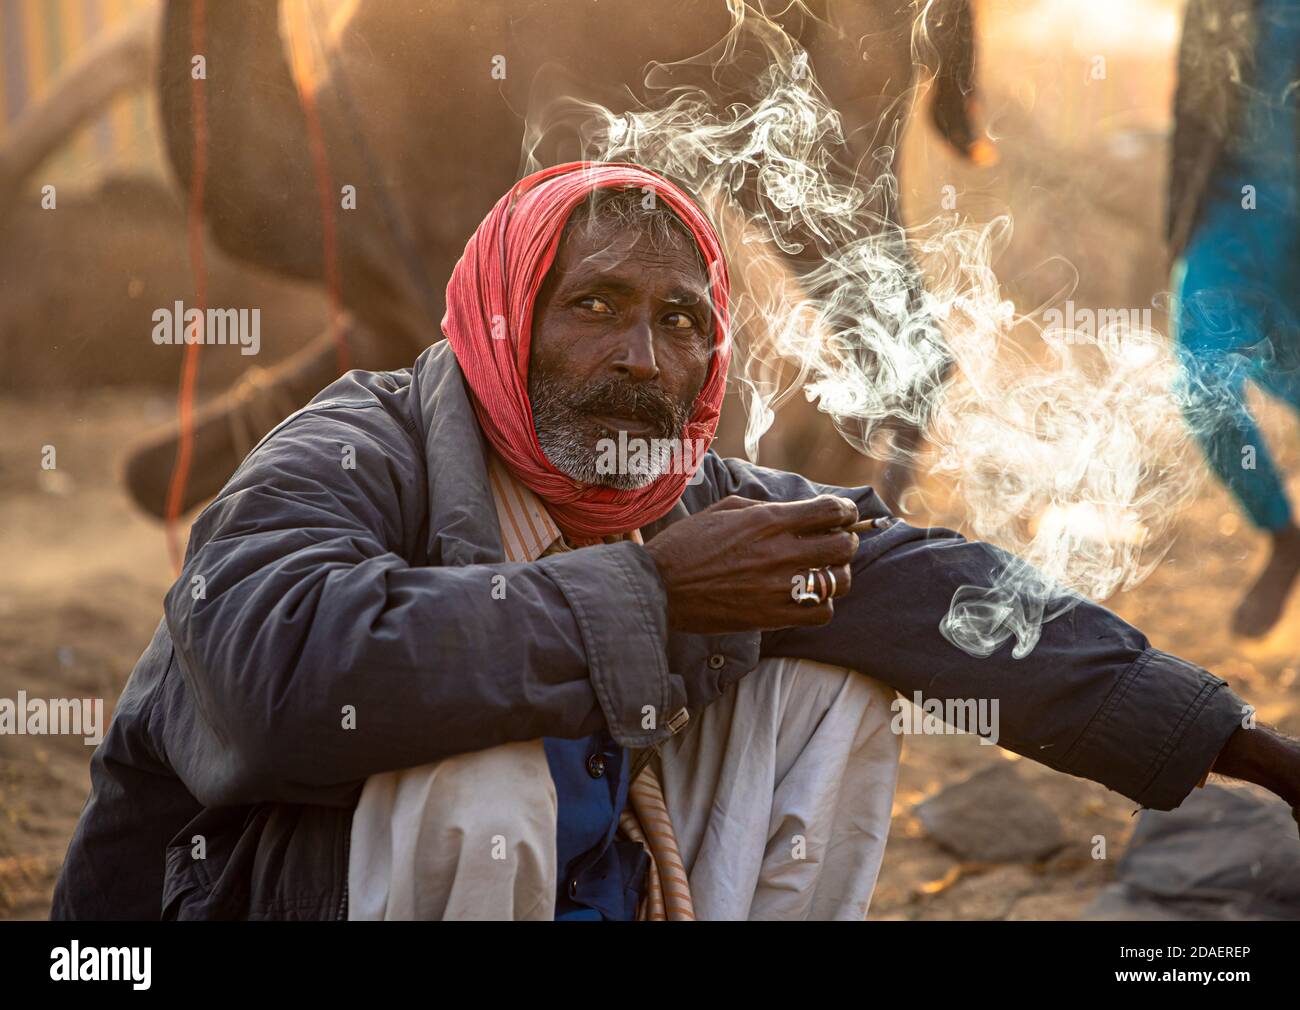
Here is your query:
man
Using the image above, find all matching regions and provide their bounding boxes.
[1168,0,1300,637]
[55,162,1300,920]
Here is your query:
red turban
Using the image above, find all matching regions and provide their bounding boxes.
[442,162,731,542]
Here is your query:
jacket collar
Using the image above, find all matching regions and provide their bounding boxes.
[408,341,508,568]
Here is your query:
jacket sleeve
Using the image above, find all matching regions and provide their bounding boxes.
[701,453,1246,811]
[163,405,679,809]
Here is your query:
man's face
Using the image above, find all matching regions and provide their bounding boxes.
[528,214,714,490]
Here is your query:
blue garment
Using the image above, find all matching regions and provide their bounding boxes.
[543,732,646,920]
[1173,0,1300,531]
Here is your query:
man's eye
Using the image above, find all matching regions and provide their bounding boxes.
[579,297,613,313]
[664,312,696,330]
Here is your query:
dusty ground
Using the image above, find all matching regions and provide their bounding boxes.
[0,383,1297,920]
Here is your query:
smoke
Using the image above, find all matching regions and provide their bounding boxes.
[521,1,1209,659]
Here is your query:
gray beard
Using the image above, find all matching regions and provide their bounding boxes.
[530,373,685,491]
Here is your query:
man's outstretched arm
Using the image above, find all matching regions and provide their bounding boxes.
[689,453,1288,816]
[1213,725,1300,821]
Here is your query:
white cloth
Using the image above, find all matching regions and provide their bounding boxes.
[346,740,558,921]
[347,657,901,920]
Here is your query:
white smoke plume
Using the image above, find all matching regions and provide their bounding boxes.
[522,1,1209,659]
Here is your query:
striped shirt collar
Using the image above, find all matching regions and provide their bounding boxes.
[486,451,644,563]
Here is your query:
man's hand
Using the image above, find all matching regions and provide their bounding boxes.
[643,494,861,634]
[1211,723,1300,838]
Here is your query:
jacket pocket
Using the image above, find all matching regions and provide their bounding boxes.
[163,803,351,920]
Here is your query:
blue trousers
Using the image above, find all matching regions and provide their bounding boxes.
[1172,198,1300,531]
[1172,0,1300,532]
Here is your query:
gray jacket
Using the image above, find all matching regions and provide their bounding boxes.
[52,341,1246,919]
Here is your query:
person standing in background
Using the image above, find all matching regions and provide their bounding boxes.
[1169,0,1300,637]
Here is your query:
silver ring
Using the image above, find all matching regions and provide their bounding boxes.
[825,566,837,598]
[795,566,826,605]
[795,567,826,607]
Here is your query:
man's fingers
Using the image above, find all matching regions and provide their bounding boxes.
[773,589,835,626]
[763,494,859,534]
[793,597,835,626]
[804,564,851,601]
[787,530,859,568]
[776,564,848,620]
[709,494,765,513]
[765,528,858,570]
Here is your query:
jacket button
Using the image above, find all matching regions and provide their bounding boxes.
[707,653,726,670]
[586,753,606,779]
[568,878,579,899]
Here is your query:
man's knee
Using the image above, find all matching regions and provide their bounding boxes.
[749,656,902,763]
[405,740,557,852]
[761,654,897,716]
[349,741,557,919]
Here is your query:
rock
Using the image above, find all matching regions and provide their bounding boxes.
[917,762,1065,863]
[1083,785,1300,921]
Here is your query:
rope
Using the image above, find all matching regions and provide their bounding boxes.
[292,0,349,376]
[163,0,207,574]
[163,0,350,570]
[225,365,303,461]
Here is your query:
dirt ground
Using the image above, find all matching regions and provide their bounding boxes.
[0,383,1297,920]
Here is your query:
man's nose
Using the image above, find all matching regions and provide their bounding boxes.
[609,319,659,383]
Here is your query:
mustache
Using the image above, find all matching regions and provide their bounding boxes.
[569,377,690,435]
